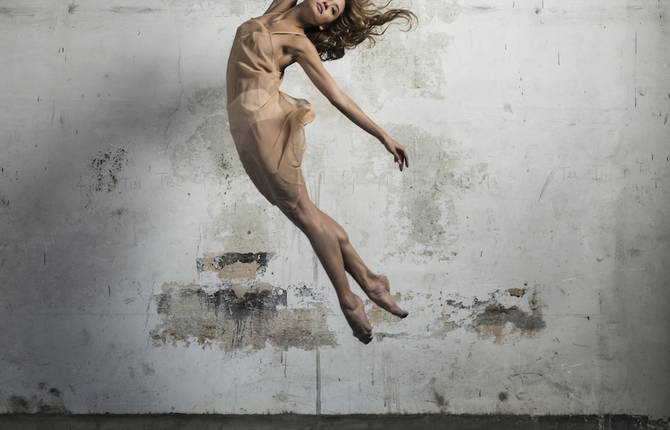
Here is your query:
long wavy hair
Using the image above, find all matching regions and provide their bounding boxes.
[305,0,418,61]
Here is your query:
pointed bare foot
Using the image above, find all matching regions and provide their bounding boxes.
[364,274,409,318]
[340,294,373,344]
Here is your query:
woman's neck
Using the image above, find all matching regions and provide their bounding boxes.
[270,2,309,32]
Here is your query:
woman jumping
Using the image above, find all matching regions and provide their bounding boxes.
[226,0,416,344]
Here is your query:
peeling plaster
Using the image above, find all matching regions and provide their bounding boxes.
[374,287,546,343]
[150,283,337,351]
[151,252,337,351]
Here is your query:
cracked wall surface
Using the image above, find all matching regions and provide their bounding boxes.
[0,0,669,419]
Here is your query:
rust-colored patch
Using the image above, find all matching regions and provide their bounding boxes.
[507,288,525,297]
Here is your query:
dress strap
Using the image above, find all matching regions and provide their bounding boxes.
[271,31,307,37]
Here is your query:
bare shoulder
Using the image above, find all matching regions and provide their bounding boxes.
[273,33,317,67]
[291,37,342,104]
[292,35,319,62]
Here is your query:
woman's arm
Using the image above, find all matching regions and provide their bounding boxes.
[295,37,409,170]
[263,0,297,15]
[330,91,390,144]
[295,39,388,143]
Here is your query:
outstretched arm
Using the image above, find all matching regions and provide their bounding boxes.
[263,0,297,15]
[295,38,409,171]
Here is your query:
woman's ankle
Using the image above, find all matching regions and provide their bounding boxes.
[339,292,359,310]
[360,271,379,292]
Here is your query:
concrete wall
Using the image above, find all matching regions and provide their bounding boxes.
[1,0,669,419]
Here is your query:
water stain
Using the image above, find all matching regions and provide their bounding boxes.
[201,193,276,253]
[166,86,243,186]
[437,1,462,23]
[8,384,70,414]
[379,124,489,260]
[107,7,163,14]
[141,363,155,375]
[169,114,237,184]
[349,28,452,104]
[186,87,227,116]
[0,7,38,17]
[433,390,447,408]
[374,331,410,340]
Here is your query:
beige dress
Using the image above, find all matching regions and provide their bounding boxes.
[226,13,316,212]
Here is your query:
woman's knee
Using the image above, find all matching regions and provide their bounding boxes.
[316,208,349,245]
[280,204,307,230]
[281,198,316,232]
[335,225,349,246]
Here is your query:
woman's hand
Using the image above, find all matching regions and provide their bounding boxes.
[381,135,409,172]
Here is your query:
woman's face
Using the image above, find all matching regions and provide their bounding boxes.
[309,0,345,28]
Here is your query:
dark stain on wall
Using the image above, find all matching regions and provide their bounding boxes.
[7,384,70,414]
[0,7,37,17]
[107,7,163,14]
[89,148,128,192]
[433,390,447,408]
[445,298,469,309]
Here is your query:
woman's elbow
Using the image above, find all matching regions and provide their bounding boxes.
[329,90,345,107]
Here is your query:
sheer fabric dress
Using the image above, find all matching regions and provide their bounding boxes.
[226,13,316,212]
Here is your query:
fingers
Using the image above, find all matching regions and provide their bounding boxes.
[390,141,409,172]
[394,148,408,171]
[399,148,408,170]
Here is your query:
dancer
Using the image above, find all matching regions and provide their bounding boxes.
[226,0,416,344]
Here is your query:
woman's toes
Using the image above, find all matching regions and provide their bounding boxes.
[353,329,373,344]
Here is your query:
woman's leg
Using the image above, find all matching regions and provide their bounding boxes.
[280,184,373,344]
[314,207,408,319]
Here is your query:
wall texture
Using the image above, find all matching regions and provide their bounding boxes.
[1,0,669,419]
